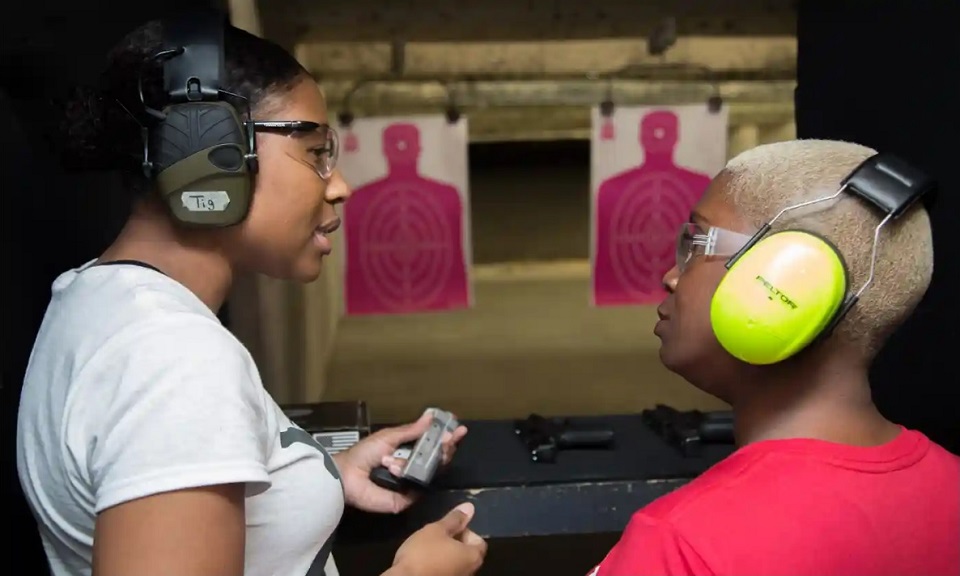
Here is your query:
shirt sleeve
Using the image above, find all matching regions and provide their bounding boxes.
[79,315,272,513]
[590,513,713,576]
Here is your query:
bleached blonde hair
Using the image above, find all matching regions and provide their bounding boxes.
[723,139,933,358]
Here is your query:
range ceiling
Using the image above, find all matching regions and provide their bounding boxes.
[261,0,797,46]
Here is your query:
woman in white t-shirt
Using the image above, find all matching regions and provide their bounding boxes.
[16,12,485,576]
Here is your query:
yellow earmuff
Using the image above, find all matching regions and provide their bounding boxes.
[710,230,849,365]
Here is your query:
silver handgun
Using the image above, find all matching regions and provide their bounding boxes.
[402,408,459,486]
[369,408,459,491]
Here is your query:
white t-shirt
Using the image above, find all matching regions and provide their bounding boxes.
[16,260,345,576]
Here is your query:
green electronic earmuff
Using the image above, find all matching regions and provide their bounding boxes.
[709,153,936,366]
[711,230,849,365]
[139,10,258,228]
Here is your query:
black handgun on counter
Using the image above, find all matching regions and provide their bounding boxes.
[641,404,735,457]
[514,414,616,463]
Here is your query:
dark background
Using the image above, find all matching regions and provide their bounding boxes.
[795,0,959,453]
[3,0,957,573]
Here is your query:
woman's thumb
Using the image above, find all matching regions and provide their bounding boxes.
[437,502,475,536]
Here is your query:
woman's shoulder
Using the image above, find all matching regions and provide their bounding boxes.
[27,262,256,404]
[46,262,236,346]
[54,261,221,325]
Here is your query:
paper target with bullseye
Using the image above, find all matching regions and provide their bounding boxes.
[590,104,729,306]
[356,183,456,310]
[608,171,698,297]
[337,114,472,315]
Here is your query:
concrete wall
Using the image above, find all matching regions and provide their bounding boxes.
[302,35,796,142]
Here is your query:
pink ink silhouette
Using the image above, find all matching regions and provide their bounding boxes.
[593,110,712,306]
[344,122,469,315]
[344,130,359,153]
[600,117,615,141]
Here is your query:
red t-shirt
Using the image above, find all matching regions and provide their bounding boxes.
[590,427,959,576]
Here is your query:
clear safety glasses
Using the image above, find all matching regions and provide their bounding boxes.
[676,222,754,273]
[255,120,340,180]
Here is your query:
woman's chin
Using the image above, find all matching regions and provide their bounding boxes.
[289,257,325,284]
[658,340,683,374]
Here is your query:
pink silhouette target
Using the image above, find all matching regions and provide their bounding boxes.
[593,110,712,305]
[344,122,469,315]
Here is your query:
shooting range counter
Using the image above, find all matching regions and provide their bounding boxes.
[306,408,735,575]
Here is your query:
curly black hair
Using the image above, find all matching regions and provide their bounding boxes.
[60,19,308,194]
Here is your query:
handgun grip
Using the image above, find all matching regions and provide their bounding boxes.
[557,429,615,448]
[369,466,409,492]
[698,419,735,443]
[703,410,734,423]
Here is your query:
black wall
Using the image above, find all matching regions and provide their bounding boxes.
[2,3,223,572]
[796,0,960,454]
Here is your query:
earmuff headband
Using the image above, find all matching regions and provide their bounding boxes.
[710,153,936,365]
[724,153,935,337]
[162,10,226,103]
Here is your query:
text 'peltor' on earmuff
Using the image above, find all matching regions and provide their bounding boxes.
[711,230,848,365]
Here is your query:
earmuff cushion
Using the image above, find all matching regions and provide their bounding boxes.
[152,101,252,227]
[151,101,248,171]
[710,230,849,365]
